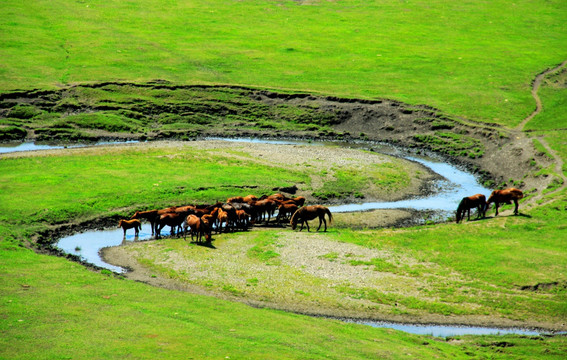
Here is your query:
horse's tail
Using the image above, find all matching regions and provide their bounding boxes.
[325,207,333,225]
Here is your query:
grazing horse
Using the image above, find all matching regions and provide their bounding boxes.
[118,219,141,236]
[486,188,524,216]
[183,215,209,243]
[290,205,332,232]
[456,194,486,223]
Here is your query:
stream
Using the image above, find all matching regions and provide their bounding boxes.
[10,139,556,338]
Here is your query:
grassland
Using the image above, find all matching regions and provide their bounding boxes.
[1,0,566,127]
[1,0,567,359]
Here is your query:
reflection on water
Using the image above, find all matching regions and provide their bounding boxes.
[57,224,155,273]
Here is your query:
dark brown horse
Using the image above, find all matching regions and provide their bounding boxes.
[155,212,186,238]
[290,205,332,232]
[276,203,299,224]
[456,194,486,223]
[118,219,141,236]
[486,188,524,216]
[131,207,178,235]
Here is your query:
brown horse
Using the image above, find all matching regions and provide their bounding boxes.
[486,188,524,216]
[118,219,141,237]
[276,203,299,224]
[131,207,178,235]
[290,205,332,232]
[155,212,186,238]
[456,194,486,223]
[183,215,210,243]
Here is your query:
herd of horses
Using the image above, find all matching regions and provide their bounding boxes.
[118,187,524,241]
[118,193,333,243]
[456,187,524,223]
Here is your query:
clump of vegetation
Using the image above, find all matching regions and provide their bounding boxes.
[0,126,27,140]
[413,132,484,159]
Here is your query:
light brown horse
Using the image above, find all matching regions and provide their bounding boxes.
[118,219,141,237]
[183,214,210,243]
[456,194,486,223]
[217,208,230,233]
[486,188,524,216]
[290,205,332,232]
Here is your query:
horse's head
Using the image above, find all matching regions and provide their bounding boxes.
[131,211,140,219]
[455,211,462,223]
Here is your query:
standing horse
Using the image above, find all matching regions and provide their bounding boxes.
[131,207,178,235]
[155,212,186,238]
[456,194,486,223]
[276,203,299,224]
[118,219,141,237]
[290,205,332,232]
[183,214,209,243]
[486,188,524,216]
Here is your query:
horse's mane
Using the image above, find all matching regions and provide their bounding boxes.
[289,208,301,226]
[456,197,468,212]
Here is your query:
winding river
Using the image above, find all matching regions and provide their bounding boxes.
[9,139,558,337]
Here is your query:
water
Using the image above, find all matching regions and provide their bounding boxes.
[0,140,139,154]
[329,156,490,215]
[57,224,155,273]
[350,320,548,337]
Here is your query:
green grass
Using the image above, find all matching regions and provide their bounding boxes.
[1,0,567,358]
[1,0,566,126]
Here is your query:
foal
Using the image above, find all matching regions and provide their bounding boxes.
[118,219,141,237]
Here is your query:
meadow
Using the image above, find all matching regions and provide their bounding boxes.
[1,0,566,359]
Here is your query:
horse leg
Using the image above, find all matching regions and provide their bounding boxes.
[494,202,499,216]
[466,209,471,221]
[316,217,323,232]
[514,199,519,215]
[305,220,310,232]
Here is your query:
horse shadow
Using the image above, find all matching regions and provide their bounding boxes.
[194,241,216,249]
[484,212,532,219]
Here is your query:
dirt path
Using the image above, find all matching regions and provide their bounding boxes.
[515,59,567,205]
[516,59,567,131]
